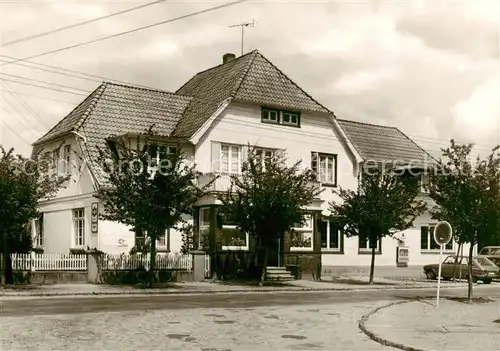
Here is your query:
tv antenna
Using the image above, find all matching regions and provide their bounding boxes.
[229,20,255,56]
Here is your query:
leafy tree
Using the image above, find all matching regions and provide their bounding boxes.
[427,140,500,301]
[0,146,67,284]
[96,129,205,287]
[221,147,321,284]
[330,167,427,284]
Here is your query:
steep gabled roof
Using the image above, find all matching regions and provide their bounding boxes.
[33,85,105,145]
[34,82,193,185]
[337,119,435,166]
[173,49,332,137]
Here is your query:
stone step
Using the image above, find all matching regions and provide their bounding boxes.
[266,266,295,281]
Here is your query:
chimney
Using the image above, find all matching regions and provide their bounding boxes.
[223,53,236,64]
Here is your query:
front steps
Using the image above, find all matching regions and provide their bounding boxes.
[265,266,295,281]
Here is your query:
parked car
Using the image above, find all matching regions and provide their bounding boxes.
[478,246,500,268]
[423,255,500,284]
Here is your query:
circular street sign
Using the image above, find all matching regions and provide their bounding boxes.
[433,221,453,246]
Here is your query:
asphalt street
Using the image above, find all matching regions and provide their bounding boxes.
[2,285,499,317]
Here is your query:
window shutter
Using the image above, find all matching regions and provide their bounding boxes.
[241,145,248,166]
[211,142,221,172]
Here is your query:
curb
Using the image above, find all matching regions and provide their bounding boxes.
[0,283,465,298]
[358,300,426,351]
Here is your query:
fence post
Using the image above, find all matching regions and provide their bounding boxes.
[87,250,104,283]
[30,251,36,272]
[192,250,206,282]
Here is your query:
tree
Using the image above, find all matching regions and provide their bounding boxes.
[0,146,67,284]
[221,147,321,284]
[330,167,427,284]
[427,140,500,302]
[96,129,204,287]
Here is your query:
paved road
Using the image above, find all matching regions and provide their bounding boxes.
[3,285,499,316]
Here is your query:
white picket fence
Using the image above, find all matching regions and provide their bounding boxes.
[3,252,207,274]
[8,253,87,271]
[102,253,193,271]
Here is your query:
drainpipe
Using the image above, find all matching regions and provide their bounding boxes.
[70,131,87,143]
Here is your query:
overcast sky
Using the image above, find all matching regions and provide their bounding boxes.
[1,0,499,158]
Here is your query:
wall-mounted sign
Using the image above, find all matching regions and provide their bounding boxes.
[91,202,99,234]
[117,237,127,247]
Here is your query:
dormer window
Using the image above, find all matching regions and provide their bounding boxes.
[261,107,300,127]
[261,108,279,123]
[282,111,299,125]
[150,145,177,167]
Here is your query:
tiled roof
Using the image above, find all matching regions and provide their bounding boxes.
[337,119,435,166]
[173,50,332,137]
[34,85,105,145]
[34,82,192,185]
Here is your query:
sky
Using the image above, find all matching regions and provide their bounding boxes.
[0,0,499,159]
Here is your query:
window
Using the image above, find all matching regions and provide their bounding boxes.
[318,218,342,251]
[358,232,381,253]
[62,145,71,174]
[34,214,44,247]
[199,207,211,249]
[150,145,177,167]
[282,111,300,126]
[255,147,275,171]
[219,213,249,250]
[443,256,456,264]
[52,148,62,174]
[421,225,453,251]
[73,208,85,247]
[311,152,337,185]
[221,144,241,173]
[261,107,301,127]
[290,214,313,250]
[418,173,429,193]
[135,229,145,248]
[261,108,279,124]
[156,229,170,250]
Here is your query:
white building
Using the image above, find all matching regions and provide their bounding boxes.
[31,50,470,272]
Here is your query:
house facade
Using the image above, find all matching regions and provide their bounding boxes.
[31,50,472,273]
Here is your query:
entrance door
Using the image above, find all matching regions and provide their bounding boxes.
[267,237,281,267]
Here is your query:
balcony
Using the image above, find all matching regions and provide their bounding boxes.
[195,172,322,199]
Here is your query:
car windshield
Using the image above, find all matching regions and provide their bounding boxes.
[475,257,496,267]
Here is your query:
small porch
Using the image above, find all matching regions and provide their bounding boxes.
[193,172,325,280]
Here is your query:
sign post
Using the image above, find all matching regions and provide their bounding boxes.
[433,221,453,307]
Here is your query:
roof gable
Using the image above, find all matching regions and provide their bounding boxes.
[172,51,255,137]
[172,50,332,138]
[233,52,331,114]
[337,119,435,166]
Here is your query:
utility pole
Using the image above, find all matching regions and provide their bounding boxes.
[229,20,254,56]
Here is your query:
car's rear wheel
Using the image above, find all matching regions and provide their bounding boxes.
[425,269,437,280]
[482,278,492,284]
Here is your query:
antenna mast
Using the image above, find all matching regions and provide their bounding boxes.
[229,20,254,56]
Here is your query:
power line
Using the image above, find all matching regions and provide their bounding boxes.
[0,78,89,96]
[2,0,169,47]
[0,117,33,147]
[0,103,41,139]
[0,0,249,67]
[1,82,51,129]
[0,72,92,93]
[0,55,154,89]
[0,90,79,105]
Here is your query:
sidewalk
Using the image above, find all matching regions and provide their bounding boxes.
[0,277,472,298]
[361,297,500,351]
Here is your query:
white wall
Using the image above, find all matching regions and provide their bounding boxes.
[34,136,95,199]
[38,194,95,253]
[98,220,134,254]
[195,101,358,214]
[322,208,473,268]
